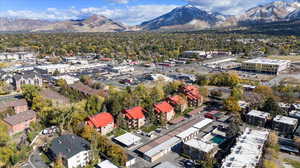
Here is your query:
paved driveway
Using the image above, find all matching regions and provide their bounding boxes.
[29,151,49,168]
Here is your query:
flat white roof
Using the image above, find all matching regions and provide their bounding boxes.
[153,161,179,168]
[144,137,181,157]
[293,104,300,110]
[97,160,118,168]
[247,110,270,119]
[184,139,217,153]
[243,58,290,65]
[238,101,250,108]
[193,118,213,130]
[273,115,298,126]
[176,127,199,139]
[36,64,70,69]
[114,133,141,147]
[289,110,300,118]
[221,128,269,168]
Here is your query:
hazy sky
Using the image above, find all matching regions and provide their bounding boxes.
[0,0,297,25]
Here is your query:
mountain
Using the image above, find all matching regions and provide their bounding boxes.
[236,1,300,24]
[0,18,54,32]
[32,15,127,32]
[0,15,127,33]
[140,5,223,30]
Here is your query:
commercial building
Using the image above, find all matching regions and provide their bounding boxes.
[137,118,213,162]
[53,75,79,85]
[272,115,298,135]
[109,65,134,73]
[154,101,175,122]
[221,128,269,168]
[182,139,218,160]
[182,51,209,58]
[246,110,271,127]
[97,160,118,168]
[87,112,114,135]
[289,110,300,120]
[35,64,71,74]
[241,58,291,74]
[123,106,146,129]
[3,110,36,135]
[48,134,91,168]
[0,52,35,61]
[114,132,141,148]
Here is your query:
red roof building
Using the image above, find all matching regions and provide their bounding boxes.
[154,101,175,122]
[182,85,203,107]
[167,95,188,113]
[87,112,114,135]
[123,106,146,129]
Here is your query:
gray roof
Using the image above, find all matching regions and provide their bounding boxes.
[13,71,42,80]
[49,134,90,159]
[153,162,179,168]
[3,110,36,126]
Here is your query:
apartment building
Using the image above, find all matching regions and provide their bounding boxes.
[48,134,91,168]
[272,115,298,135]
[154,101,175,122]
[123,106,146,129]
[13,71,43,91]
[87,112,114,135]
[246,110,271,127]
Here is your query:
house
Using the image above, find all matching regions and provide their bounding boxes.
[2,110,36,135]
[48,134,91,168]
[181,85,203,107]
[246,110,271,127]
[123,106,146,129]
[13,71,43,91]
[40,88,70,106]
[167,95,188,113]
[87,112,114,135]
[0,98,28,114]
[69,82,99,97]
[154,101,175,122]
[182,139,219,160]
[272,115,298,135]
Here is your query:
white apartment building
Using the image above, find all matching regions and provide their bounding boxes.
[221,128,269,168]
[241,58,291,74]
[49,134,91,168]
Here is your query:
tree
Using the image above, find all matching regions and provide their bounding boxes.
[22,85,41,106]
[0,121,9,146]
[85,96,104,116]
[231,87,244,100]
[54,154,65,168]
[196,74,209,86]
[262,97,284,117]
[263,160,278,168]
[224,96,241,113]
[267,131,279,147]
[254,85,274,99]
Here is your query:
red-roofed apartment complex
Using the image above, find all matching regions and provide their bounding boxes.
[181,85,203,107]
[167,95,188,113]
[87,112,114,135]
[123,106,146,129]
[154,101,175,122]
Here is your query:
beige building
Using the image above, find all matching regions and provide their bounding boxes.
[241,58,290,74]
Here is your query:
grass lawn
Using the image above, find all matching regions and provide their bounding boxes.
[142,125,158,133]
[267,55,300,61]
[284,158,300,168]
[113,128,127,137]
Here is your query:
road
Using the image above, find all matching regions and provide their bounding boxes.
[264,74,300,87]
[28,151,48,168]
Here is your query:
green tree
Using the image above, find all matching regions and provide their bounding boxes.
[85,96,104,116]
[262,97,284,117]
[224,96,241,113]
[22,85,41,106]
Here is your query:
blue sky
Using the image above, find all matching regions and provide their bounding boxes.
[0,0,297,25]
